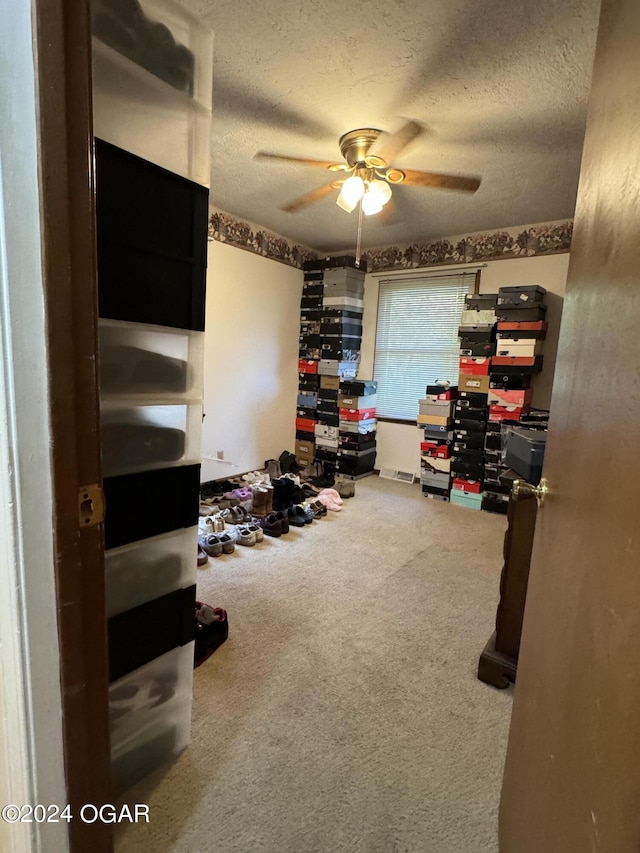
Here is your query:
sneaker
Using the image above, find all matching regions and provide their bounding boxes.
[246,521,264,543]
[199,533,223,558]
[274,510,290,534]
[233,526,257,547]
[300,504,315,524]
[218,533,235,554]
[336,480,355,498]
[258,513,282,537]
[264,458,283,480]
[287,506,307,527]
[197,544,209,566]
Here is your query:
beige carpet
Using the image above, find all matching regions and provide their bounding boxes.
[116,475,513,853]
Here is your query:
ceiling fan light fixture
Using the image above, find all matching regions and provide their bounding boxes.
[368,179,392,205]
[361,192,384,216]
[336,175,365,212]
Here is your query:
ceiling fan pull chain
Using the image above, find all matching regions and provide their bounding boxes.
[355,200,363,267]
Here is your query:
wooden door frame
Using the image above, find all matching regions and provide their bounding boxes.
[33,0,112,850]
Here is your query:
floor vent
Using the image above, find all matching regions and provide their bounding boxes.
[379,468,415,484]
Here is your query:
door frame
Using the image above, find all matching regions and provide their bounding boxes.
[0,1,112,851]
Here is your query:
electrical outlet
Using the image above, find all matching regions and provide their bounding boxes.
[216,450,224,460]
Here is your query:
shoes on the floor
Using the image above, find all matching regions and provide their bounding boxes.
[274,510,290,534]
[245,521,264,543]
[197,544,208,566]
[230,525,257,546]
[250,484,273,517]
[301,504,316,523]
[264,458,283,479]
[336,479,355,498]
[308,499,326,518]
[317,491,342,512]
[198,514,225,535]
[199,533,223,558]
[287,505,307,527]
[218,533,235,554]
[220,505,251,525]
[258,513,282,537]
[224,486,252,503]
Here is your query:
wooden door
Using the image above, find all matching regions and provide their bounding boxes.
[499,0,640,850]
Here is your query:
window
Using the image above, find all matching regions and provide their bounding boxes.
[373,271,477,420]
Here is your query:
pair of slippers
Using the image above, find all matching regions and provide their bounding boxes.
[316,488,343,512]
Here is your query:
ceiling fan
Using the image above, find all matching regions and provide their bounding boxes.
[254,120,482,217]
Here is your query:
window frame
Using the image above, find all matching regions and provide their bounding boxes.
[372,268,481,424]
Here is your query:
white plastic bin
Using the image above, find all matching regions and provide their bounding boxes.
[105,526,197,617]
[109,642,194,794]
[98,319,204,401]
[92,0,213,186]
[101,399,202,476]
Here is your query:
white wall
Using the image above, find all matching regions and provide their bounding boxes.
[201,241,302,481]
[359,253,570,476]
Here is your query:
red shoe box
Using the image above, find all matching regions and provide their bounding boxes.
[488,387,533,408]
[420,441,451,459]
[492,355,539,368]
[489,404,526,421]
[298,359,319,374]
[459,356,491,375]
[339,407,376,421]
[295,417,317,432]
[497,321,547,332]
[452,478,482,494]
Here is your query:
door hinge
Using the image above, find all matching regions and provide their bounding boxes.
[78,483,105,528]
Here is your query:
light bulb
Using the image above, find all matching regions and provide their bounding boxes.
[368,179,392,206]
[362,191,383,216]
[336,175,364,213]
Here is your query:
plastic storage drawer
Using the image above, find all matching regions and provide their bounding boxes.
[101,400,202,476]
[109,642,194,794]
[105,526,198,618]
[92,0,213,187]
[99,319,203,400]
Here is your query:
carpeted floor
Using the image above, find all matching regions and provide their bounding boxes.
[116,475,513,853]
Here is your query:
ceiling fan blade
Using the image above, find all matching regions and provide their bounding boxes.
[254,152,348,171]
[367,120,425,166]
[281,181,342,213]
[400,169,481,193]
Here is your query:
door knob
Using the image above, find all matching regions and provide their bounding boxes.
[512,477,548,508]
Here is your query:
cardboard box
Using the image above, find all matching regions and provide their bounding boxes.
[495,339,544,357]
[417,414,452,427]
[295,417,317,433]
[458,372,490,394]
[459,356,491,376]
[488,388,533,407]
[339,407,376,422]
[295,439,315,459]
[298,359,318,374]
[338,394,378,410]
[450,490,483,510]
[320,374,340,390]
[315,424,339,440]
[452,478,482,494]
[420,441,451,459]
[420,456,451,475]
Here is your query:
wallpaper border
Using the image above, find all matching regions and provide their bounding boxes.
[208,208,573,272]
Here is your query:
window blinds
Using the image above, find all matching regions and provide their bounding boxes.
[373,272,476,420]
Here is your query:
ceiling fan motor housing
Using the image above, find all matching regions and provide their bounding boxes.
[339,128,385,168]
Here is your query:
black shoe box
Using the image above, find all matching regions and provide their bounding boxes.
[458,326,496,343]
[340,379,377,396]
[321,342,361,360]
[337,452,376,476]
[453,432,485,450]
[321,254,367,272]
[421,485,450,501]
[298,374,320,391]
[482,492,509,514]
[299,347,322,360]
[318,388,339,403]
[297,406,317,420]
[301,295,323,310]
[320,321,363,337]
[303,269,324,281]
[498,285,546,304]
[458,391,488,406]
[300,321,321,336]
[453,417,487,433]
[489,373,532,389]
[339,429,377,447]
[496,304,547,322]
[303,259,326,273]
[465,293,498,309]
[453,401,488,420]
[484,432,503,451]
[317,410,340,426]
[450,459,485,481]
[296,429,316,443]
[302,282,324,296]
[460,341,496,357]
[300,333,322,347]
[491,357,543,376]
[322,307,364,321]
[315,446,338,462]
[453,447,485,464]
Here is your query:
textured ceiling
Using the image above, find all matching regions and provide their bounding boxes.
[178,0,601,252]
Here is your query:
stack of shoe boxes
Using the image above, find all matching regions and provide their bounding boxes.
[418,383,457,501]
[483,285,547,514]
[92,0,213,793]
[337,380,377,478]
[451,294,498,510]
[298,257,373,477]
